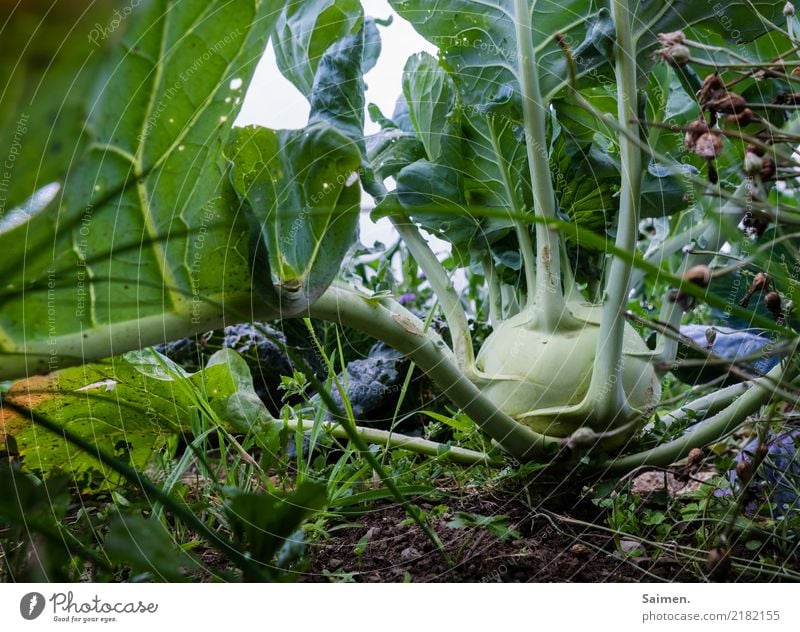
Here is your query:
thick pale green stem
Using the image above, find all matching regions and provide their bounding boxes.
[656,382,749,430]
[279,418,502,467]
[501,284,521,319]
[308,285,560,460]
[561,246,584,304]
[514,0,568,327]
[587,0,640,417]
[390,214,474,369]
[0,294,257,379]
[487,123,538,300]
[652,298,685,373]
[603,363,787,473]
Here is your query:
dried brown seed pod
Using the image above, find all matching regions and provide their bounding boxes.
[760,156,776,182]
[673,266,712,310]
[708,161,719,185]
[687,448,704,467]
[699,74,726,105]
[774,91,800,105]
[724,107,755,127]
[765,291,783,320]
[684,118,710,151]
[570,543,591,557]
[743,150,764,176]
[658,43,690,66]
[706,93,748,115]
[705,327,717,347]
[658,31,686,45]
[742,212,770,239]
[738,272,769,307]
[751,272,769,292]
[683,265,712,288]
[736,460,754,484]
[757,443,770,460]
[693,132,723,159]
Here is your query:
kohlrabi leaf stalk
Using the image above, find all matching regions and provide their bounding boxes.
[368,178,476,370]
[513,0,571,329]
[586,0,642,420]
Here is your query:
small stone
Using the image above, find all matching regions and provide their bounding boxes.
[400,546,420,561]
[620,539,644,555]
[570,543,591,557]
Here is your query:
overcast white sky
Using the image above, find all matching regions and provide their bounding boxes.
[236,1,438,251]
[236,0,435,134]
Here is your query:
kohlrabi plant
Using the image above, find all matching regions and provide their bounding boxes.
[2,0,799,474]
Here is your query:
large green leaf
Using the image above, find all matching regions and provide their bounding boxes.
[381,53,522,260]
[307,25,368,146]
[402,52,456,162]
[227,124,362,310]
[228,14,370,310]
[0,348,270,491]
[388,0,784,112]
[273,0,363,97]
[0,0,285,380]
[0,2,117,212]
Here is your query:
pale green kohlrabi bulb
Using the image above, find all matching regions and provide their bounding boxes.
[473,302,660,443]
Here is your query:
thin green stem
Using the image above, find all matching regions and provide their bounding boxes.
[688,57,800,69]
[390,214,474,369]
[278,418,502,467]
[656,382,750,430]
[561,245,583,304]
[682,38,752,64]
[653,182,751,367]
[633,219,713,288]
[514,0,568,327]
[368,177,472,369]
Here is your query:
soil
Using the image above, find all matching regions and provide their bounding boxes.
[302,490,696,583]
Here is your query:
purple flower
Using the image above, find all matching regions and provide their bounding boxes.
[398,292,416,306]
